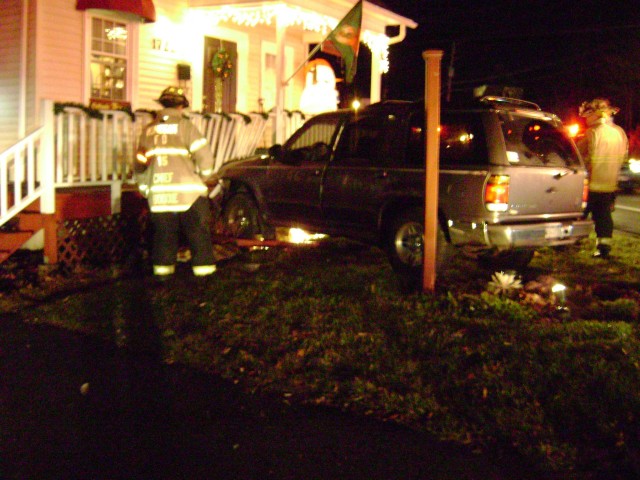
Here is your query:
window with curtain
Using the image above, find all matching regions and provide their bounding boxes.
[89,17,129,101]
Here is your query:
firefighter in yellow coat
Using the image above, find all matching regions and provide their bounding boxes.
[135,87,216,278]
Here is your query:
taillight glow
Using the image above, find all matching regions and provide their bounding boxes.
[485,175,510,212]
[582,178,589,209]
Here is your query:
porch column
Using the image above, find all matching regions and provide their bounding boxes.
[274,20,287,145]
[40,99,57,264]
[369,52,382,103]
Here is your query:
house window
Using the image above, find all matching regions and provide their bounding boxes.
[89,17,129,101]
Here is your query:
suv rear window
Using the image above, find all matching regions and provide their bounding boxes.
[499,113,581,168]
[407,112,489,167]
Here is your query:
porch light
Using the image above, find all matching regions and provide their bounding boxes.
[352,99,361,111]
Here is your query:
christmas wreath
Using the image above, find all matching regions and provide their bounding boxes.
[211,48,233,80]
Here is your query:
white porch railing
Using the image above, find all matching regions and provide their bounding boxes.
[0,100,55,228]
[0,100,307,229]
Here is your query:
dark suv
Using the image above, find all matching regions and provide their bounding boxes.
[212,97,593,281]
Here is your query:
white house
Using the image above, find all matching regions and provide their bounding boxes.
[1,0,417,151]
[0,0,416,266]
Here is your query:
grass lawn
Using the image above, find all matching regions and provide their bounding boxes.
[1,232,639,476]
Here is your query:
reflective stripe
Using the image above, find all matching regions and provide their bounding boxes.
[154,123,179,135]
[150,205,190,212]
[597,237,613,245]
[150,183,207,193]
[190,138,208,152]
[145,147,190,157]
[193,265,217,276]
[200,168,213,177]
[154,265,176,276]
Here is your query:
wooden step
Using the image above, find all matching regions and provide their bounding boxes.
[17,212,44,231]
[0,212,43,264]
[0,230,35,251]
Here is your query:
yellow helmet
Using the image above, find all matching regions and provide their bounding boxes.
[156,86,189,108]
[579,98,619,118]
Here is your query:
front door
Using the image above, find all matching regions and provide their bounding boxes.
[203,37,237,113]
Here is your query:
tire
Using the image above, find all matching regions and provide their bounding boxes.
[385,208,451,290]
[219,192,270,240]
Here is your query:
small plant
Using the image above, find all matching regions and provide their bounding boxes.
[486,271,523,297]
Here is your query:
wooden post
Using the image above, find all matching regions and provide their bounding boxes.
[422,50,443,292]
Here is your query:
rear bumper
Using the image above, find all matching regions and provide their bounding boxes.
[449,219,594,249]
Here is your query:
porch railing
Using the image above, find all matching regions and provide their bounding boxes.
[0,100,307,229]
[0,100,55,228]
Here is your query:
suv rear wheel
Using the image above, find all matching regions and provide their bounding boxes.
[220,192,270,240]
[385,208,452,288]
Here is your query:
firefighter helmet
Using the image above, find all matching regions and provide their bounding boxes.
[156,86,189,108]
[579,98,619,118]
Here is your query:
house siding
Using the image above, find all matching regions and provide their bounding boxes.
[0,0,23,151]
[136,0,190,110]
[37,0,84,104]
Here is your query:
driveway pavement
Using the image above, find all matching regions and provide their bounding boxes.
[0,314,536,480]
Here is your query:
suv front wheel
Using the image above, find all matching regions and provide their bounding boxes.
[220,192,272,240]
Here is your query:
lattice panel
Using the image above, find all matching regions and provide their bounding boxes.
[56,212,149,269]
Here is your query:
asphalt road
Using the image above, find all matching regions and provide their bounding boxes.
[614,193,640,235]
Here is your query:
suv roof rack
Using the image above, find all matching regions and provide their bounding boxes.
[478,96,541,111]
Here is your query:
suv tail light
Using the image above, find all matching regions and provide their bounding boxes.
[485,175,510,212]
[582,178,589,209]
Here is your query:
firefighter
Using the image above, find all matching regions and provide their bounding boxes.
[135,86,216,278]
[577,98,628,258]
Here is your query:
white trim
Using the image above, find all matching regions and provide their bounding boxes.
[261,40,295,112]
[82,12,138,104]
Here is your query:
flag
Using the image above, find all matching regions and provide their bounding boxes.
[321,0,363,84]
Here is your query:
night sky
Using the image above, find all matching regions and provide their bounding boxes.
[365,0,640,125]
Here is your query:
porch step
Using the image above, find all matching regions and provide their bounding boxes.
[0,212,44,263]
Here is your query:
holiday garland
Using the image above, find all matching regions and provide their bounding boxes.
[211,48,233,80]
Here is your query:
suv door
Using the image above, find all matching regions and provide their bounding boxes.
[264,114,341,226]
[321,112,403,236]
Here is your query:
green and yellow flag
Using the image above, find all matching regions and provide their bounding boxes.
[321,0,363,84]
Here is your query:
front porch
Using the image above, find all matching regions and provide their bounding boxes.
[0,99,306,267]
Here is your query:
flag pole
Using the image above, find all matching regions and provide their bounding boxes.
[283,42,323,86]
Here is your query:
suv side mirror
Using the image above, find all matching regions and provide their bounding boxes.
[268,144,283,161]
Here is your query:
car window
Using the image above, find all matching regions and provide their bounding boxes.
[283,115,340,163]
[287,118,338,150]
[334,114,396,166]
[499,114,581,168]
[407,112,488,167]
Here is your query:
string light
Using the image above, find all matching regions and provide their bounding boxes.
[195,4,391,73]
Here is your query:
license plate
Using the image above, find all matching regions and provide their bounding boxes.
[545,225,572,239]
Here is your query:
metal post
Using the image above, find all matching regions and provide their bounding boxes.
[422,50,443,292]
